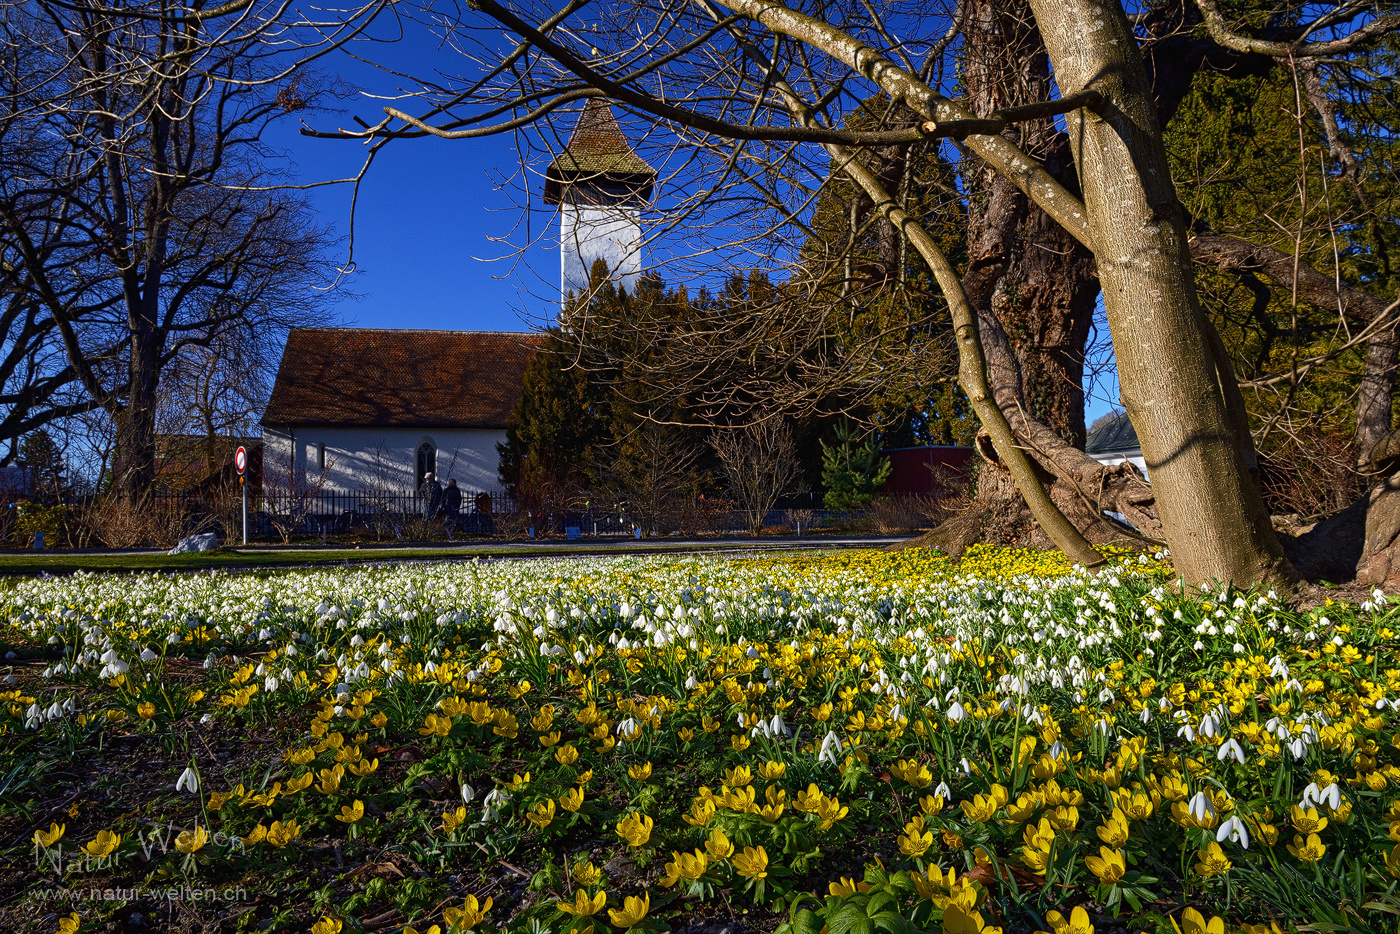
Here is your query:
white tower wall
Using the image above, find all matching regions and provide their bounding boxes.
[560,204,643,300]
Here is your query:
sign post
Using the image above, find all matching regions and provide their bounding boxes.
[234,446,248,545]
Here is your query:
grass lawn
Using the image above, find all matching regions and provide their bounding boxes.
[0,538,885,576]
[0,545,1395,934]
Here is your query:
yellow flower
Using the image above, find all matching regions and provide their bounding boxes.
[137,701,156,719]
[243,824,267,846]
[310,917,342,934]
[1085,846,1125,883]
[442,806,468,834]
[898,827,934,858]
[572,859,602,887]
[723,764,753,786]
[960,794,998,823]
[554,743,580,765]
[608,892,650,929]
[175,826,209,853]
[1290,805,1328,834]
[920,794,945,816]
[557,889,607,916]
[899,760,933,789]
[266,819,300,847]
[1287,832,1326,863]
[684,797,716,826]
[615,812,653,847]
[284,772,315,794]
[1387,844,1400,879]
[705,827,735,860]
[758,760,787,780]
[336,800,365,824]
[419,713,452,737]
[507,772,531,791]
[1048,805,1079,832]
[1096,812,1129,847]
[1171,908,1225,934]
[628,762,653,781]
[539,731,562,747]
[660,849,709,886]
[57,913,81,934]
[81,829,122,859]
[730,734,750,751]
[442,894,492,930]
[1041,906,1093,934]
[526,800,556,829]
[943,904,1003,934]
[829,876,872,896]
[814,794,849,830]
[677,727,696,742]
[1194,841,1231,877]
[558,787,584,812]
[732,845,769,879]
[32,822,65,848]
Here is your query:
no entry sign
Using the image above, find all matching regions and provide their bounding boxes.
[234,446,247,476]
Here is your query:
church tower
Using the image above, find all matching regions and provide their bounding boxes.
[544,100,656,303]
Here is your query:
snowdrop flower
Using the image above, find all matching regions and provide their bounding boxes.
[461,783,476,805]
[818,730,844,765]
[933,781,952,800]
[1300,781,1341,810]
[1217,816,1250,849]
[176,766,200,794]
[947,701,967,723]
[1217,739,1245,765]
[1187,790,1215,823]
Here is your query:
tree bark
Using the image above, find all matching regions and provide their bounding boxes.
[962,0,1098,450]
[1027,0,1292,586]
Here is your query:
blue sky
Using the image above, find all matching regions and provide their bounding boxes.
[268,32,1121,426]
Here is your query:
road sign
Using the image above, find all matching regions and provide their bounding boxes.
[235,446,248,545]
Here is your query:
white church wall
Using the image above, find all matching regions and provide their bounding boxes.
[262,426,507,496]
[561,205,642,298]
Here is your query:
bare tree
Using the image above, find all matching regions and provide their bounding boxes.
[712,419,801,535]
[0,0,385,502]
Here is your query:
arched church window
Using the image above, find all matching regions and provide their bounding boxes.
[416,439,437,484]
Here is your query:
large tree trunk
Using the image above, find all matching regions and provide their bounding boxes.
[962,0,1097,450]
[1026,0,1291,587]
[114,326,159,502]
[921,0,1161,558]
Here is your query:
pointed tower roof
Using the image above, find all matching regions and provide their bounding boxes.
[544,100,655,205]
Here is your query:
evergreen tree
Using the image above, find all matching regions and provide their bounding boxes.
[820,420,892,516]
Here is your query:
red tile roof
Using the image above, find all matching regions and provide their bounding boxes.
[261,328,544,429]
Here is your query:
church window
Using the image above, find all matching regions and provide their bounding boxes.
[416,439,437,482]
[316,443,326,471]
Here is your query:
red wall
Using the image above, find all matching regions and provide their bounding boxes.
[880,446,975,495]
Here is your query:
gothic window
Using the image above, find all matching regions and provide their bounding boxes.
[416,439,437,484]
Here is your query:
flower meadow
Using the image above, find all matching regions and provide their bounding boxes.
[3,546,1400,934]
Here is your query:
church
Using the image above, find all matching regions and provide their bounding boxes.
[260,101,654,499]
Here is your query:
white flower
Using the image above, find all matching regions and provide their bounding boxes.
[947,702,967,723]
[1187,790,1215,822]
[1216,739,1245,765]
[176,766,200,794]
[1216,815,1250,849]
[817,730,844,765]
[461,783,476,805]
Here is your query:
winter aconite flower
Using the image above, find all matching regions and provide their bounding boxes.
[1194,841,1232,877]
[335,800,365,824]
[81,830,121,859]
[441,895,491,930]
[1085,846,1125,883]
[1171,908,1226,934]
[615,812,653,847]
[732,845,769,879]
[557,889,606,916]
[32,822,64,848]
[608,893,649,929]
[1287,832,1326,863]
[174,826,208,853]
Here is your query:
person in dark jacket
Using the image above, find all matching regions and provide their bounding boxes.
[443,479,462,526]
